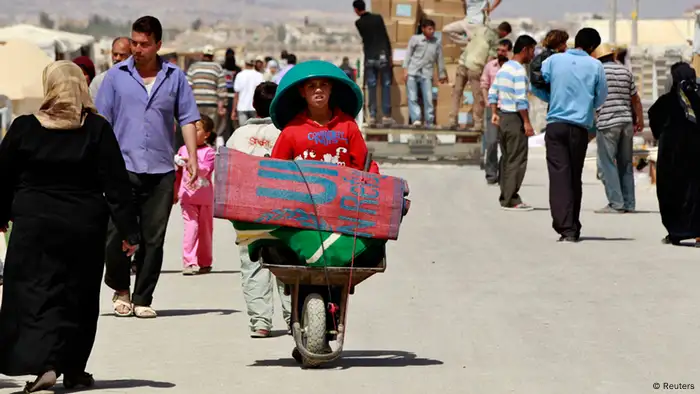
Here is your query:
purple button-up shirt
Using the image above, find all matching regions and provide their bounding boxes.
[95,56,200,174]
[273,64,294,84]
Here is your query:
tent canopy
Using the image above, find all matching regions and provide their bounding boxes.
[0,24,95,58]
[0,40,52,102]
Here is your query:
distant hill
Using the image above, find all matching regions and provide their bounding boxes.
[3,0,354,27]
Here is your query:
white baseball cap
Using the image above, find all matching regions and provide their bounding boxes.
[203,45,215,56]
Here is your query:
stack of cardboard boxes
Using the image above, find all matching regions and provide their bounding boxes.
[366,0,475,127]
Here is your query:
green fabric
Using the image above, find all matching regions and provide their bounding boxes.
[232,221,383,267]
[269,60,364,130]
[3,222,10,245]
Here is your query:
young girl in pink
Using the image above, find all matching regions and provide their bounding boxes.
[174,114,217,275]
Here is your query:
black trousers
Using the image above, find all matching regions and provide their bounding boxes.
[545,122,589,237]
[104,171,175,306]
[498,111,528,207]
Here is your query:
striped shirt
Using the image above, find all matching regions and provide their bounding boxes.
[186,61,227,106]
[487,60,529,112]
[596,62,637,130]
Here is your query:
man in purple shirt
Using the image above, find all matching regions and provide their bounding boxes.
[96,16,200,319]
[272,53,296,84]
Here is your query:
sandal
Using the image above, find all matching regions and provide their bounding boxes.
[63,372,95,389]
[24,370,57,393]
[112,292,132,317]
[134,305,157,319]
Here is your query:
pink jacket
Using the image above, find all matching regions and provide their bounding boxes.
[176,145,216,206]
[480,59,501,91]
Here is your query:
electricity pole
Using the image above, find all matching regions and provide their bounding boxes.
[631,0,639,47]
[609,0,617,43]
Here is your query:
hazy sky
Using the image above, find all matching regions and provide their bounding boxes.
[362,0,699,20]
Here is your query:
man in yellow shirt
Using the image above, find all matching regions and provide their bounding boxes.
[448,22,511,131]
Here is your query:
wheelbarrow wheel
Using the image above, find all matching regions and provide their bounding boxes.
[301,293,327,368]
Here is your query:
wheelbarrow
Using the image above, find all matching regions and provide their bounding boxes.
[262,252,386,368]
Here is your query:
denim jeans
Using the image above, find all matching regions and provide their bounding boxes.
[596,123,635,210]
[365,58,392,119]
[406,75,434,124]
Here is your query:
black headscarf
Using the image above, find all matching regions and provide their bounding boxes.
[223,48,241,72]
[670,62,700,124]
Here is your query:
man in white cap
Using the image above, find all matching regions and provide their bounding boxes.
[187,44,227,132]
[264,59,279,82]
[230,55,265,130]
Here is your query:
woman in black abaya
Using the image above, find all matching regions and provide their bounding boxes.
[648,62,700,246]
[0,61,140,392]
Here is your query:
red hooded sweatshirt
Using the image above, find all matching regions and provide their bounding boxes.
[271,109,380,173]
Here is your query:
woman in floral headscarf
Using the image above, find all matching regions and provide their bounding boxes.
[648,62,700,246]
[0,61,139,392]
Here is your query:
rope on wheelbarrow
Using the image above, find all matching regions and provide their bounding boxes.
[292,154,371,332]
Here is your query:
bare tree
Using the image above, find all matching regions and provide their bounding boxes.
[191,18,203,31]
[39,12,55,29]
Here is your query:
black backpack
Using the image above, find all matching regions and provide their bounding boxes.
[530,48,555,91]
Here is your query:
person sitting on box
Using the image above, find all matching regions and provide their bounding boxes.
[269,59,379,173]
[443,0,504,45]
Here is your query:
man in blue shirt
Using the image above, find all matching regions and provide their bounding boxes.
[540,27,608,242]
[96,16,201,318]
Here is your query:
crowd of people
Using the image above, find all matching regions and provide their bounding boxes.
[0,12,376,391]
[1,0,700,391]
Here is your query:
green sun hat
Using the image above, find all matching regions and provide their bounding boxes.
[270,60,364,130]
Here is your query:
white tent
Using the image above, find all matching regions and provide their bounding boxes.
[0,24,95,60]
[0,40,53,116]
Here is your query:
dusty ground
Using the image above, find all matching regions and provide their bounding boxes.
[1,147,698,394]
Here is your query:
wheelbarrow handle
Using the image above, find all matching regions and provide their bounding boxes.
[363,152,373,172]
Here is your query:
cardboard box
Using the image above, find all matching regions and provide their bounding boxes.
[392,0,420,21]
[445,64,459,80]
[396,21,418,43]
[435,104,453,126]
[421,0,439,13]
[436,83,452,104]
[441,14,464,28]
[378,84,408,107]
[371,0,392,19]
[392,48,408,66]
[386,21,397,42]
[393,106,410,124]
[434,0,464,16]
[442,44,462,61]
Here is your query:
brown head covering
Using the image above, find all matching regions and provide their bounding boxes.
[35,61,97,130]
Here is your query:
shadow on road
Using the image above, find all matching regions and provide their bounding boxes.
[5,379,175,394]
[101,309,239,318]
[578,236,635,242]
[249,350,443,369]
[160,270,240,274]
[155,309,240,317]
[0,379,19,389]
[267,329,291,338]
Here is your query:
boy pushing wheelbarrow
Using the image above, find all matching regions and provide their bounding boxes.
[215,60,410,367]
